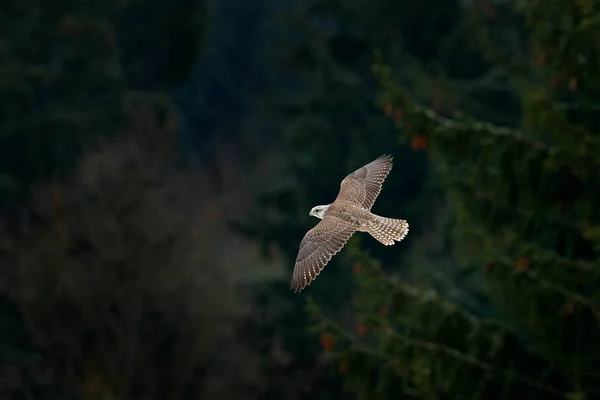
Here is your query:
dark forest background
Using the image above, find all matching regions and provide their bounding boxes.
[1,0,600,399]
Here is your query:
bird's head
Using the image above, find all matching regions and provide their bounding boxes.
[309,204,330,219]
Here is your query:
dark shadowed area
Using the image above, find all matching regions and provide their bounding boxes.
[1,0,600,399]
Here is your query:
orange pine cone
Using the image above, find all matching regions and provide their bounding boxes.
[565,301,575,314]
[319,333,334,351]
[569,77,578,91]
[515,257,531,271]
[355,324,368,337]
[536,52,546,66]
[410,135,427,151]
[394,109,403,121]
[383,103,393,116]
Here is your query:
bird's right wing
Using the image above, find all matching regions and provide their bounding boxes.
[291,215,356,292]
[335,154,393,210]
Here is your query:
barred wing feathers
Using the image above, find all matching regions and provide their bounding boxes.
[290,216,356,292]
[336,154,393,210]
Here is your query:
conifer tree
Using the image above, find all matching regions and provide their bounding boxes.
[0,1,208,396]
[0,0,126,200]
[238,1,510,398]
[308,1,600,398]
[0,0,206,206]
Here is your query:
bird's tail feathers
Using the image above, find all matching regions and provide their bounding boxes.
[368,216,409,246]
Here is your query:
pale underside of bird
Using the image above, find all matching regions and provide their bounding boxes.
[290,154,409,293]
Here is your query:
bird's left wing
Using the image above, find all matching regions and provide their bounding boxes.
[335,154,393,210]
[291,215,356,292]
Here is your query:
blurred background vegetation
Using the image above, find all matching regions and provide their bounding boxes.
[1,0,599,399]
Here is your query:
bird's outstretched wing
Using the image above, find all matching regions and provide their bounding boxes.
[335,154,393,210]
[291,215,356,292]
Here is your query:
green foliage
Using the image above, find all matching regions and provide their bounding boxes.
[0,0,207,202]
[0,1,209,397]
[308,0,600,398]
[236,1,517,398]
[308,250,567,400]
[117,0,208,88]
[0,0,126,194]
[231,2,446,398]
[242,0,458,292]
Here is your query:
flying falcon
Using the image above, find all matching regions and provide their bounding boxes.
[290,154,409,292]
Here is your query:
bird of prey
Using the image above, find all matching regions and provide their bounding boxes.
[290,155,409,292]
